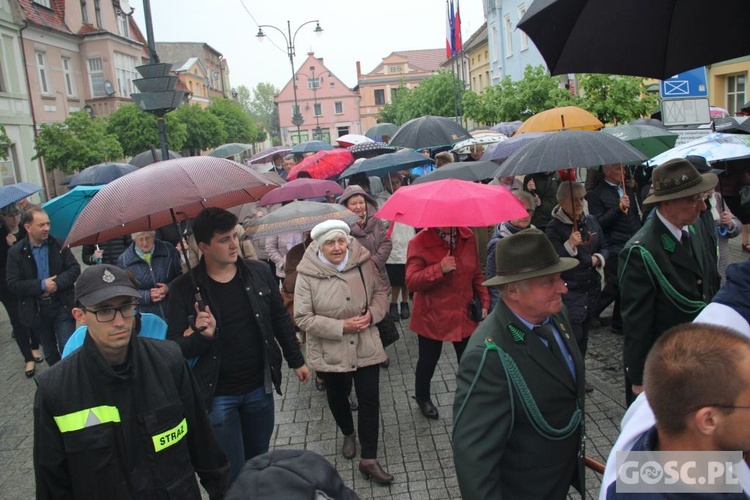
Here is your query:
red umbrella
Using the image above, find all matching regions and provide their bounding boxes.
[64,156,279,247]
[287,148,355,181]
[375,179,528,229]
[258,178,343,206]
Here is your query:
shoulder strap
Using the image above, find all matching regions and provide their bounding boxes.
[356,265,369,313]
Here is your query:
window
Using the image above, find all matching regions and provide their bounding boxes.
[35,52,50,94]
[0,144,19,186]
[518,4,529,50]
[478,74,483,89]
[117,11,130,38]
[391,87,402,102]
[114,52,137,96]
[472,76,476,91]
[313,103,322,116]
[329,81,334,88]
[307,77,321,89]
[94,0,102,27]
[34,0,50,7]
[374,89,385,106]
[291,104,300,117]
[0,58,6,93]
[389,66,403,73]
[80,0,89,23]
[62,57,76,97]
[337,126,349,137]
[503,15,513,57]
[334,101,343,114]
[727,74,747,114]
[88,57,106,97]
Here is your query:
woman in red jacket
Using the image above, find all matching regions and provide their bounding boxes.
[405,226,489,419]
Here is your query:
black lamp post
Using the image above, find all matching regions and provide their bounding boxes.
[295,65,325,141]
[256,20,323,145]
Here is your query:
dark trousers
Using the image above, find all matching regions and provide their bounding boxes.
[36,300,76,366]
[595,253,622,329]
[570,320,590,358]
[1,297,38,363]
[319,364,380,459]
[415,335,469,401]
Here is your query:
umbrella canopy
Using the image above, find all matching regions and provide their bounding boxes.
[714,117,750,135]
[248,146,292,165]
[336,134,373,147]
[649,133,750,167]
[286,148,355,181]
[64,156,279,247]
[411,161,501,185]
[452,135,508,155]
[348,141,397,159]
[291,141,333,154]
[600,125,679,158]
[129,149,182,168]
[388,116,472,150]
[364,123,399,141]
[258,178,343,206]
[208,143,254,158]
[492,121,524,136]
[516,106,604,135]
[629,118,666,129]
[481,132,549,164]
[375,179,528,228]
[62,162,138,187]
[516,0,750,80]
[42,185,102,240]
[496,130,647,178]
[246,201,360,239]
[339,149,434,179]
[0,182,43,209]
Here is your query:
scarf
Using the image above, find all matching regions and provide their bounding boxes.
[317,249,350,272]
[434,227,457,252]
[135,246,153,266]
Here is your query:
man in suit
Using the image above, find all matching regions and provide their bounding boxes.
[453,228,586,500]
[619,158,719,406]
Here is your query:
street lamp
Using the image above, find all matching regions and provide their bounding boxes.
[295,65,327,141]
[256,20,323,144]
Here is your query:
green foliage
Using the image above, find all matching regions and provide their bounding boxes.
[172,103,226,155]
[33,111,123,174]
[378,71,464,125]
[106,104,187,157]
[245,83,280,139]
[462,65,575,124]
[207,97,258,144]
[576,74,660,125]
[0,126,11,161]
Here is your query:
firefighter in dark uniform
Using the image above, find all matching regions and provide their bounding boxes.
[33,264,229,499]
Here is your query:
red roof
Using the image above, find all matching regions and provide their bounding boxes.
[17,0,73,35]
[392,49,446,72]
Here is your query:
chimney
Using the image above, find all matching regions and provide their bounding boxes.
[356,61,361,80]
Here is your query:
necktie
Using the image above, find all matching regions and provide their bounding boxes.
[616,184,624,198]
[681,230,693,257]
[534,324,567,369]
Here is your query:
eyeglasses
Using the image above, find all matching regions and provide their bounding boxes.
[525,208,536,215]
[685,192,710,206]
[82,302,139,322]
[682,403,750,415]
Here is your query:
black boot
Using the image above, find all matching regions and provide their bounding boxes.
[400,302,410,320]
[389,303,399,321]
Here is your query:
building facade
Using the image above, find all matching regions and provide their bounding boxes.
[276,52,359,145]
[155,42,230,102]
[357,49,445,132]
[484,0,545,84]
[708,57,749,115]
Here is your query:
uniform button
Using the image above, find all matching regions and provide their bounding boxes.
[350,341,354,345]
[351,365,356,369]
[259,291,263,295]
[696,279,703,285]
[346,297,351,301]
[255,313,260,317]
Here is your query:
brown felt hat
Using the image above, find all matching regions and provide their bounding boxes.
[483,228,578,286]
[644,158,718,205]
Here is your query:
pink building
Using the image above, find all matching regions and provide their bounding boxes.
[275,52,360,145]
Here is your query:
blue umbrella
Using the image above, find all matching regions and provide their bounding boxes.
[63,162,138,187]
[0,182,43,208]
[649,133,750,166]
[482,132,550,164]
[42,185,102,240]
[339,150,434,179]
[291,141,334,154]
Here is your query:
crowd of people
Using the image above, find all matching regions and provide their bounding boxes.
[5,142,750,498]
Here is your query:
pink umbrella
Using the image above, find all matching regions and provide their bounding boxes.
[375,179,528,229]
[336,134,374,147]
[258,178,343,206]
[287,148,355,180]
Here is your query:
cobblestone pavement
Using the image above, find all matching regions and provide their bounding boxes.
[1,242,745,499]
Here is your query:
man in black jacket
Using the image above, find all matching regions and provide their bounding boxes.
[7,207,80,366]
[34,264,229,499]
[167,207,310,482]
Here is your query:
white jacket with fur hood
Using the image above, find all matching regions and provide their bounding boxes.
[294,237,388,372]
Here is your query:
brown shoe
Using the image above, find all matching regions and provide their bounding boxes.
[359,460,394,485]
[342,432,356,459]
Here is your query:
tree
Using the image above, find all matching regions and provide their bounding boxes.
[242,83,280,141]
[463,65,575,124]
[207,97,257,144]
[172,103,226,155]
[577,74,660,125]
[106,104,187,157]
[0,126,11,161]
[379,71,465,125]
[33,111,123,174]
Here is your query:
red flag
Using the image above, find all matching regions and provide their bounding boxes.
[445,0,453,58]
[454,0,463,53]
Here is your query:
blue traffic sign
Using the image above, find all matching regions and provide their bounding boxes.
[661,67,708,99]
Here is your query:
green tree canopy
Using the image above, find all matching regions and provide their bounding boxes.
[244,83,280,140]
[172,103,226,155]
[106,104,187,157]
[379,71,465,125]
[577,74,660,125]
[0,126,11,161]
[207,97,258,144]
[33,111,123,174]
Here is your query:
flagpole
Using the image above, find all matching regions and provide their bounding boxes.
[447,0,459,122]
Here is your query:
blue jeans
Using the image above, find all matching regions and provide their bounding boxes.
[36,300,76,366]
[208,387,275,482]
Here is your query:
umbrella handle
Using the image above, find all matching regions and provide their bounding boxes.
[619,167,629,214]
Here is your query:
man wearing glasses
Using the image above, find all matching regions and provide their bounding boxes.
[619,158,720,406]
[33,264,229,499]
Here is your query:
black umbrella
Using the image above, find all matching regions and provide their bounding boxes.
[347,141,397,159]
[714,117,750,135]
[517,0,750,80]
[339,150,434,179]
[481,132,549,164]
[129,149,182,168]
[388,116,472,150]
[411,161,500,184]
[62,162,139,187]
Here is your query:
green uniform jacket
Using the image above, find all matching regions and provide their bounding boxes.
[618,215,719,386]
[453,299,585,500]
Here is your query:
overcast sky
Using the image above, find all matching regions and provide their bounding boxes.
[132,0,486,93]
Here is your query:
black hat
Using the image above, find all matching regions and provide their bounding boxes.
[74,264,139,307]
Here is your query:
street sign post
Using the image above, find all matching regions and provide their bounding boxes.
[661,98,711,127]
